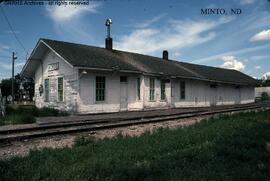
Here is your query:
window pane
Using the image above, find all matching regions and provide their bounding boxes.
[180,81,185,99]
[161,80,166,100]
[120,76,127,82]
[137,78,140,100]
[44,79,49,102]
[149,78,155,101]
[96,76,105,101]
[58,77,63,102]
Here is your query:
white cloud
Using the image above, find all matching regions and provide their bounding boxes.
[0,44,10,52]
[220,56,245,71]
[192,43,270,64]
[250,29,270,42]
[255,65,261,70]
[0,62,25,70]
[134,14,166,28]
[262,72,270,80]
[45,2,101,44]
[172,52,181,59]
[250,55,270,61]
[240,0,255,5]
[46,2,100,22]
[115,17,232,55]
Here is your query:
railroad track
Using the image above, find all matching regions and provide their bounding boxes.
[0,102,270,143]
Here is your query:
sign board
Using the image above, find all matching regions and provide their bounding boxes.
[48,62,59,72]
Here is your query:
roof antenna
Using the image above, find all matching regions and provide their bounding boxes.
[105,18,113,50]
[105,18,112,38]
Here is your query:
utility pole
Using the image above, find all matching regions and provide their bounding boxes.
[12,52,17,105]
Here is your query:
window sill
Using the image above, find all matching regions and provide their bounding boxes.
[95,101,106,104]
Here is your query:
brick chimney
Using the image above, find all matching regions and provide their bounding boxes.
[105,37,113,50]
[163,50,168,60]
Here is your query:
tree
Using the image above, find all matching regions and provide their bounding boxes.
[20,76,34,101]
[0,78,15,98]
[261,92,270,101]
[0,74,34,102]
[261,79,270,87]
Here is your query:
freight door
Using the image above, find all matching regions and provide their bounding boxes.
[120,76,128,111]
[210,87,217,106]
[236,88,241,104]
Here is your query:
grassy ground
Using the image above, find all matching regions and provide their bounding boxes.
[0,110,270,180]
[0,106,69,125]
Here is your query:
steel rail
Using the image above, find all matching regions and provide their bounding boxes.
[0,102,270,143]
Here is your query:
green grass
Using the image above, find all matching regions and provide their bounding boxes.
[1,113,35,125]
[0,106,69,125]
[1,110,270,180]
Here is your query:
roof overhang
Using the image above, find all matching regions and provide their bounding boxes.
[20,40,49,78]
[21,39,74,78]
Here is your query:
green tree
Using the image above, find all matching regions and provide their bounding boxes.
[261,92,270,101]
[0,74,34,102]
[261,79,270,87]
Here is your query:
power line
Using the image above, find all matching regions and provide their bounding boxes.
[0,5,28,55]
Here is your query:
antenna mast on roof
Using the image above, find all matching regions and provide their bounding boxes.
[105,18,112,38]
[105,18,113,50]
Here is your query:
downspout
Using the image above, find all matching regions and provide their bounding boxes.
[76,68,80,113]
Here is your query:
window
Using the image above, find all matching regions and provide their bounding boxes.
[96,76,105,101]
[180,81,185,100]
[137,78,140,100]
[149,78,155,101]
[120,76,127,83]
[160,80,166,100]
[44,79,49,102]
[58,77,64,102]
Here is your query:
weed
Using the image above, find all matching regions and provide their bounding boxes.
[0,110,270,180]
[0,105,69,125]
[74,136,95,147]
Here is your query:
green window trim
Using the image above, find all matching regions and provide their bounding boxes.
[149,78,155,101]
[44,79,49,102]
[96,76,106,102]
[160,80,166,100]
[180,81,186,100]
[137,77,141,100]
[58,77,64,102]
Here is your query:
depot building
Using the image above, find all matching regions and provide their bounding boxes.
[21,37,258,114]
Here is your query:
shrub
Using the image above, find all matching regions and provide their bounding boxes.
[1,105,68,125]
[261,92,270,101]
[6,105,38,116]
[3,113,35,125]
[38,107,69,117]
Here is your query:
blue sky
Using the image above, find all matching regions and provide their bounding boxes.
[0,0,270,80]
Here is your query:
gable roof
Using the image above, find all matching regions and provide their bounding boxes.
[21,38,259,86]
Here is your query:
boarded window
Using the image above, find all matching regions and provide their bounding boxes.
[180,81,186,100]
[58,77,63,102]
[137,78,140,100]
[96,76,105,101]
[160,80,166,100]
[149,78,155,101]
[44,79,49,102]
